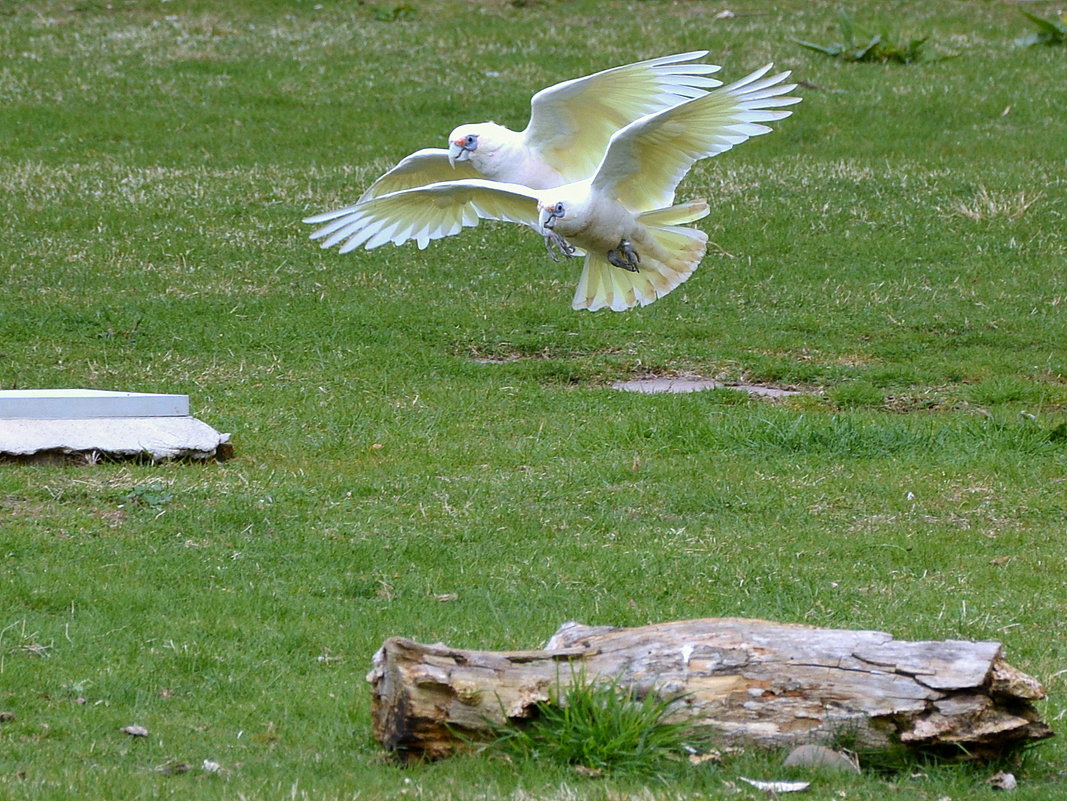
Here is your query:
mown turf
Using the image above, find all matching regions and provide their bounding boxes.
[0,1,1064,799]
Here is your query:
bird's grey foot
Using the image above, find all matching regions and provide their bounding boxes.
[607,239,641,272]
[544,229,577,262]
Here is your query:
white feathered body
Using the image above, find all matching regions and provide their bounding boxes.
[545,183,627,250]
[545,186,710,311]
[455,123,567,189]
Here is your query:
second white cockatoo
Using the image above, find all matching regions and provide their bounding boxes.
[354,51,723,201]
[304,64,800,312]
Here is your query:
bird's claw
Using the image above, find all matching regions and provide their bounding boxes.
[607,239,641,272]
[544,229,577,262]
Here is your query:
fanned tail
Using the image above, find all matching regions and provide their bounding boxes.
[571,200,709,312]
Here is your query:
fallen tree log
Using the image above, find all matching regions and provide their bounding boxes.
[366,618,1052,761]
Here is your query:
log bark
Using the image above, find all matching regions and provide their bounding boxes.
[366,618,1052,761]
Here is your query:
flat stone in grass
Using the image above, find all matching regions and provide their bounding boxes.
[783,744,861,773]
[611,377,805,397]
[0,389,232,463]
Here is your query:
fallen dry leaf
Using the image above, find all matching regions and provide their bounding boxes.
[156,761,192,775]
[121,725,148,737]
[688,750,723,765]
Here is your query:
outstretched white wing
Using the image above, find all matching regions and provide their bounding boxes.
[304,179,540,253]
[356,148,482,202]
[523,51,723,182]
[591,64,801,211]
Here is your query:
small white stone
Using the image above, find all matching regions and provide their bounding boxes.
[989,771,1017,791]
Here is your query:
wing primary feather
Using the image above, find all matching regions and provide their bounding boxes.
[364,219,404,250]
[311,212,368,242]
[719,62,775,91]
[338,219,386,253]
[737,86,802,103]
[394,211,427,245]
[335,228,372,254]
[321,216,372,249]
[646,50,710,63]
[304,204,361,226]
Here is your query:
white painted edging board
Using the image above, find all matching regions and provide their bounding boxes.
[0,388,188,419]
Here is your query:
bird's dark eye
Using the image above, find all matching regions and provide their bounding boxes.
[465,134,478,147]
[554,202,565,214]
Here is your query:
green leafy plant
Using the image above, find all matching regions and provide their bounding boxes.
[370,4,417,22]
[124,483,174,510]
[485,673,701,777]
[794,9,929,63]
[1016,9,1067,46]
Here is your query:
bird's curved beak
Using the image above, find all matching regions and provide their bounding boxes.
[539,204,561,230]
[448,140,470,167]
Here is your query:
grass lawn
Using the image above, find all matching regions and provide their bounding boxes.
[1,0,1065,798]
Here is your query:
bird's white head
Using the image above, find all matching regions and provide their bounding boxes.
[448,126,481,166]
[446,122,512,169]
[538,200,566,231]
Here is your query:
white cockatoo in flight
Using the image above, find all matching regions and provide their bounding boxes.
[305,64,800,312]
[353,51,724,202]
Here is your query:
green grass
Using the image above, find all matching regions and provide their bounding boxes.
[1,0,1065,799]
[483,673,699,778]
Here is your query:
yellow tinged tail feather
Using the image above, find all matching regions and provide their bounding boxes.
[636,198,710,227]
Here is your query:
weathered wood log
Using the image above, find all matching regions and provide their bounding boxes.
[366,618,1052,761]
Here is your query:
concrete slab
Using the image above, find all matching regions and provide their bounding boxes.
[0,417,231,462]
[0,389,188,419]
[0,388,230,463]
